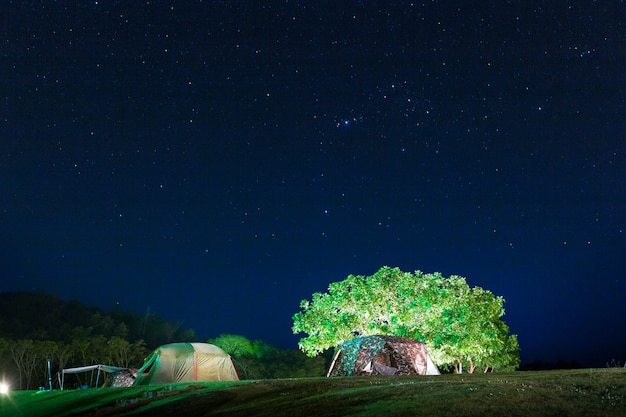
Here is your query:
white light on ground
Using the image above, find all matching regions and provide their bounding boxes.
[0,383,9,394]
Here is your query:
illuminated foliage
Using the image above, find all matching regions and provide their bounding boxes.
[206,334,326,379]
[207,334,258,358]
[292,266,519,372]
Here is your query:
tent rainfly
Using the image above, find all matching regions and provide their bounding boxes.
[132,342,239,385]
[327,335,440,377]
[61,364,128,390]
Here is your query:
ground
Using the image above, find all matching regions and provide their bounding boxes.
[2,369,625,416]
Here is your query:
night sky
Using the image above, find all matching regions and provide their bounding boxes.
[2,1,625,367]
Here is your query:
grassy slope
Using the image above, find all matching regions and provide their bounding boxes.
[2,369,625,417]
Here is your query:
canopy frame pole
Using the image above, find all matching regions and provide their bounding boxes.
[327,349,342,377]
[96,366,101,388]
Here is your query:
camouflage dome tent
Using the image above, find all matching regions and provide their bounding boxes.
[133,342,239,385]
[327,335,440,377]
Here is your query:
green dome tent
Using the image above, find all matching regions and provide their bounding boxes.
[133,342,239,385]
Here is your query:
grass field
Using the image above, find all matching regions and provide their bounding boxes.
[1,368,625,416]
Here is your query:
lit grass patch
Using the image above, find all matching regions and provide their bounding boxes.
[4,369,625,416]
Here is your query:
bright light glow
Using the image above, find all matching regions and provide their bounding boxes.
[0,383,8,394]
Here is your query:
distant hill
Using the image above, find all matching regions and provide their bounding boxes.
[0,291,196,347]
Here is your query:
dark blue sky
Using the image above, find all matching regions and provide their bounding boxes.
[2,1,625,367]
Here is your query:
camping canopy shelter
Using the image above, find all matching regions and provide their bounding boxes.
[327,335,440,377]
[61,364,128,389]
[132,342,239,385]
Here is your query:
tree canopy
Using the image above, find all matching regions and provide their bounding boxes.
[292,266,519,373]
[206,334,327,379]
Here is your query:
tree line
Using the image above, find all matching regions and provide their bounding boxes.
[0,292,326,390]
[0,292,195,390]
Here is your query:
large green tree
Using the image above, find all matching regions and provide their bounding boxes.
[292,266,519,373]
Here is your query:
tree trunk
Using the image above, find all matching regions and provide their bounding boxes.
[468,358,476,374]
[454,358,463,374]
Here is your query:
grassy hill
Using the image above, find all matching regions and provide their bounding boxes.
[2,368,625,417]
